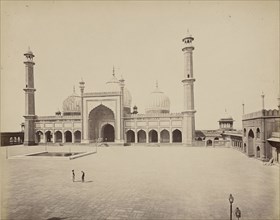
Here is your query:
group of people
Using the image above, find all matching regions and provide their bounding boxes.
[72,170,85,182]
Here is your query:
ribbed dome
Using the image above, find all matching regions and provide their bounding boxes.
[102,74,132,108]
[104,74,121,92]
[62,88,81,115]
[123,88,132,108]
[145,84,170,114]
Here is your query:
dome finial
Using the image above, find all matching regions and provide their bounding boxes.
[156,80,158,88]
[113,65,115,77]
[73,86,76,93]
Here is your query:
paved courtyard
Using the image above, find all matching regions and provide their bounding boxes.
[1,145,279,220]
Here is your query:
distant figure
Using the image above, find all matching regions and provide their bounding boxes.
[81,171,85,182]
[72,170,75,182]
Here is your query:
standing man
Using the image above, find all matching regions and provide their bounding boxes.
[81,171,85,182]
[72,170,75,182]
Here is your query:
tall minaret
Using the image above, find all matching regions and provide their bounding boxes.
[182,31,196,145]
[119,75,125,143]
[23,48,36,146]
[79,79,85,143]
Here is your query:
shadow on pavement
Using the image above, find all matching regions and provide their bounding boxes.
[47,217,68,220]
[73,180,93,183]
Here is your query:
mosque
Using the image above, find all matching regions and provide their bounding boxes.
[20,32,280,163]
[23,33,197,146]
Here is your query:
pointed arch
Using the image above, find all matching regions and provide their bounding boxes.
[101,124,115,142]
[160,129,170,143]
[149,130,158,143]
[126,130,135,143]
[207,139,213,146]
[54,131,62,143]
[88,104,115,142]
[248,129,255,156]
[74,130,81,143]
[65,130,72,143]
[172,129,182,143]
[45,131,52,143]
[36,131,43,143]
[137,130,146,143]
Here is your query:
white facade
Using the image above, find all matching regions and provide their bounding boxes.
[31,34,197,145]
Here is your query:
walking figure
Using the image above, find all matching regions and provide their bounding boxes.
[81,171,85,182]
[72,170,75,182]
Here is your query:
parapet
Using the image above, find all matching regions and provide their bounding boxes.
[242,109,280,120]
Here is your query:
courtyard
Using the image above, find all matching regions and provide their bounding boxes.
[0,145,279,220]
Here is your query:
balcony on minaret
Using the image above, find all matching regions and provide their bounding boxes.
[182,31,194,51]
[79,79,85,94]
[24,49,35,65]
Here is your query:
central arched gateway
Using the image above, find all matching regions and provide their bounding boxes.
[88,104,115,142]
[102,124,115,142]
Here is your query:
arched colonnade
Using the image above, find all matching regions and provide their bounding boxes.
[35,130,81,144]
[125,129,182,143]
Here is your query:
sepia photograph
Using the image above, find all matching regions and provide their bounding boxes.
[1,1,279,220]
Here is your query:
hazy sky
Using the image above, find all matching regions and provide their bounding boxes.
[1,1,279,132]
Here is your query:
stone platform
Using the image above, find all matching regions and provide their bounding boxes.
[0,146,279,220]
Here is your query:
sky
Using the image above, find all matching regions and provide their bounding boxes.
[1,1,279,132]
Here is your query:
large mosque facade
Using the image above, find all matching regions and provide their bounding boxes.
[23,34,196,146]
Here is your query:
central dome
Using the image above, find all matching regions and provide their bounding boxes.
[103,74,132,108]
[104,74,121,92]
[145,83,170,114]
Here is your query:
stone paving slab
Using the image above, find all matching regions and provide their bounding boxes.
[0,146,279,220]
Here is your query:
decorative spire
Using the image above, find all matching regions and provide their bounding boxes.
[73,86,76,93]
[113,65,115,76]
[261,91,265,109]
[79,79,85,94]
[156,80,158,88]
[119,75,125,83]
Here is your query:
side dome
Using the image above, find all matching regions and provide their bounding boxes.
[123,87,132,108]
[62,88,81,116]
[145,84,170,114]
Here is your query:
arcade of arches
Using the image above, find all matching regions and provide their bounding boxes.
[126,129,182,143]
[35,130,81,144]
[243,128,264,158]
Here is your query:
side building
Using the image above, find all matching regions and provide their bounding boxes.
[242,109,280,162]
